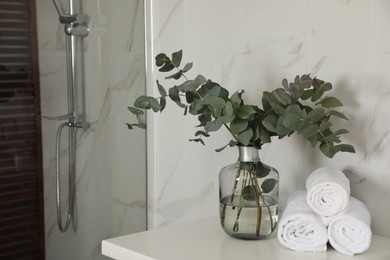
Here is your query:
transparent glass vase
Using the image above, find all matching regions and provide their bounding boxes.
[219,146,279,239]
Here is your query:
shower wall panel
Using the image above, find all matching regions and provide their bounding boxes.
[36,0,146,259]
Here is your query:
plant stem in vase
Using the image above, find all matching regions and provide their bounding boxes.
[219,146,279,239]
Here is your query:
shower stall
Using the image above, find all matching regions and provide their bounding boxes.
[36,0,147,259]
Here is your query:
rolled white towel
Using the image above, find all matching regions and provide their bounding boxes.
[328,197,372,256]
[277,191,328,252]
[306,167,350,217]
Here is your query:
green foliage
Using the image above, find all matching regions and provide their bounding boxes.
[127,50,356,158]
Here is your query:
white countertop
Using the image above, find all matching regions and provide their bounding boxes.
[102,218,390,260]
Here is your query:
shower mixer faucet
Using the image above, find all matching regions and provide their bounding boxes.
[53,0,89,37]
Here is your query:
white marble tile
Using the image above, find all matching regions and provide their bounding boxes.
[243,0,308,34]
[344,55,390,237]
[149,0,390,239]
[307,0,371,55]
[371,0,390,55]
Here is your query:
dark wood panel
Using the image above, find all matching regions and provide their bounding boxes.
[0,12,29,21]
[0,4,27,12]
[0,0,44,259]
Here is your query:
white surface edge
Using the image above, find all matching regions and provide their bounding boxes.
[102,240,155,260]
[144,0,156,231]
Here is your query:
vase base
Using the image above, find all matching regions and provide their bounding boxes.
[219,198,278,240]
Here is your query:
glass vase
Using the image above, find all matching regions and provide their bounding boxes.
[219,146,279,239]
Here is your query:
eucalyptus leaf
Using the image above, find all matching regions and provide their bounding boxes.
[262,94,272,112]
[321,97,343,108]
[330,110,349,120]
[334,129,349,135]
[335,144,355,153]
[255,162,270,178]
[205,117,224,132]
[160,97,166,111]
[242,185,256,201]
[134,96,149,109]
[282,78,289,90]
[195,130,210,137]
[237,128,254,146]
[171,50,182,67]
[136,113,145,125]
[230,118,248,135]
[273,88,292,105]
[319,121,332,131]
[177,75,206,92]
[168,87,181,103]
[186,91,198,103]
[189,99,204,115]
[126,123,134,130]
[156,80,167,96]
[225,101,233,115]
[215,140,238,152]
[307,132,319,147]
[197,113,212,127]
[165,71,183,80]
[223,113,235,124]
[238,105,256,119]
[288,83,303,100]
[302,124,318,138]
[323,133,341,143]
[282,113,302,131]
[261,179,278,193]
[259,125,271,143]
[127,107,144,115]
[203,85,221,99]
[276,116,291,137]
[301,89,313,100]
[209,97,226,117]
[321,82,333,91]
[300,74,313,88]
[189,138,205,146]
[311,88,325,102]
[159,62,175,72]
[182,62,193,73]
[320,142,339,158]
[230,91,243,111]
[307,108,325,122]
[312,77,325,88]
[155,53,168,66]
[147,97,161,112]
[262,115,278,133]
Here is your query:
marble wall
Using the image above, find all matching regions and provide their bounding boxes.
[36,0,147,259]
[147,0,390,238]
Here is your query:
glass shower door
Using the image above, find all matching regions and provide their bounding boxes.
[36,0,147,259]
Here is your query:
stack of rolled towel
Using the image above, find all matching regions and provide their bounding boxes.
[277,167,372,256]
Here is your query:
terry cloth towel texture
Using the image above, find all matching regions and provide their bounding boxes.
[328,197,372,256]
[306,167,350,217]
[277,191,328,253]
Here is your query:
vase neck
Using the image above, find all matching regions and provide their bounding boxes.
[238,146,260,162]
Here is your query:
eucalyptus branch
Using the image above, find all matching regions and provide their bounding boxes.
[127,49,355,158]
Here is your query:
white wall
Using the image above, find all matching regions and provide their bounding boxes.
[147,0,390,238]
[36,0,147,259]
